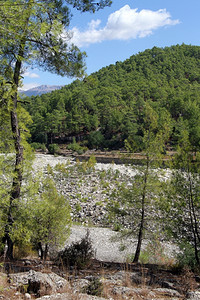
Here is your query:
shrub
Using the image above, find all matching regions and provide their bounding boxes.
[67,138,87,154]
[87,131,105,149]
[13,244,35,260]
[31,142,46,151]
[139,238,167,265]
[57,230,94,269]
[76,155,96,174]
[48,144,60,154]
[82,277,103,296]
[176,242,199,270]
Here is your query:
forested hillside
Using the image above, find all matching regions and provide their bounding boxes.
[26,44,200,151]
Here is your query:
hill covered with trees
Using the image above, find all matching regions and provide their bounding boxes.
[25,44,200,152]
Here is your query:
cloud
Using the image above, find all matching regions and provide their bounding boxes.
[69,5,179,47]
[24,71,40,78]
[19,83,40,91]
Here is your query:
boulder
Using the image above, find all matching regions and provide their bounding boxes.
[10,270,69,297]
[37,293,108,299]
[186,291,200,300]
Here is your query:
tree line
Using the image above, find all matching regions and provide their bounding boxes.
[25,44,200,152]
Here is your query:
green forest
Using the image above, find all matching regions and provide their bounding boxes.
[26,44,200,152]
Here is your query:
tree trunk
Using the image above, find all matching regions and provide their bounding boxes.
[4,94,23,259]
[188,171,200,265]
[4,56,23,259]
[3,0,32,257]
[44,244,48,261]
[133,207,145,263]
[38,242,44,260]
[133,156,149,263]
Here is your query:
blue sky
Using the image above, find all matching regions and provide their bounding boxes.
[22,0,200,90]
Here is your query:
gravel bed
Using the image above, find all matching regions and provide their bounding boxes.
[66,225,179,263]
[33,154,178,263]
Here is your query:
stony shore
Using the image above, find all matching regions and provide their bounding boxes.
[33,154,177,263]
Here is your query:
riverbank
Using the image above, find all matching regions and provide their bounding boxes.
[57,148,174,165]
[33,154,175,261]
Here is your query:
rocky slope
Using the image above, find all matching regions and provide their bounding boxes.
[2,260,200,299]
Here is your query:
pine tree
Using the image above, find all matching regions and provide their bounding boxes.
[0,0,111,259]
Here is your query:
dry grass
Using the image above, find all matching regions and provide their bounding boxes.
[0,258,194,300]
[181,267,199,294]
[0,272,20,300]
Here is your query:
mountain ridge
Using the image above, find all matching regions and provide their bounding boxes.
[25,44,200,151]
[21,84,63,96]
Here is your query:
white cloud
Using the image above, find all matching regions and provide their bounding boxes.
[69,5,179,47]
[19,83,40,91]
[24,71,40,78]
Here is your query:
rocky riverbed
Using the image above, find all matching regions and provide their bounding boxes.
[1,154,200,300]
[32,154,177,264]
[33,153,171,228]
[33,153,138,227]
[66,225,179,263]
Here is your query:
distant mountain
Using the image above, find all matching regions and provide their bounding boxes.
[21,85,64,96]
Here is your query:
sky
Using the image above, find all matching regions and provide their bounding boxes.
[22,0,200,91]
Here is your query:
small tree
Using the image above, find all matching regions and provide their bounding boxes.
[162,129,200,267]
[28,177,71,260]
[108,104,171,262]
[57,230,94,269]
[0,0,111,259]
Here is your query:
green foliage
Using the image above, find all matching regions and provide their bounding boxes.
[87,155,97,169]
[160,131,200,267]
[48,143,60,154]
[113,223,122,232]
[75,203,81,212]
[107,104,171,262]
[0,0,111,259]
[25,44,200,151]
[28,177,71,251]
[177,242,199,270]
[67,138,87,154]
[82,277,103,296]
[57,230,94,269]
[139,238,167,265]
[0,162,71,259]
[76,155,96,173]
[88,131,105,149]
[31,142,46,151]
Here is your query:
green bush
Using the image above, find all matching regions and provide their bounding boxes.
[48,143,60,154]
[31,142,46,151]
[139,238,168,265]
[67,138,87,154]
[87,131,105,149]
[82,277,103,296]
[57,230,94,269]
[176,242,199,270]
